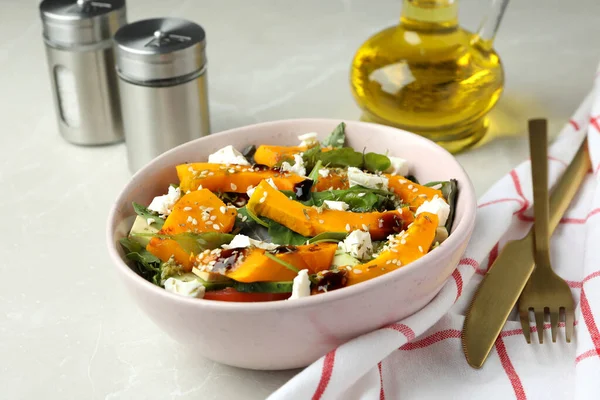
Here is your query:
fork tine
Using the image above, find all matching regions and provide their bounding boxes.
[550,308,559,342]
[535,309,545,344]
[565,308,575,343]
[519,308,531,344]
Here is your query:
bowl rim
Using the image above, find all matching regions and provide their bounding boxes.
[107,118,477,312]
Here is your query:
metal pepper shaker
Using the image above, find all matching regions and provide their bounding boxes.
[113,18,211,173]
[40,0,126,145]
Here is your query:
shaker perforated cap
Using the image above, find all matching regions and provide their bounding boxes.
[40,0,126,48]
[114,18,206,84]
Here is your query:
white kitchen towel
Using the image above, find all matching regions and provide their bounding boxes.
[269,77,600,399]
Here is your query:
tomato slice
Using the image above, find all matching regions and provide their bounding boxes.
[203,287,291,302]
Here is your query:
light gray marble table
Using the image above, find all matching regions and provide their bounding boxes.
[1,0,599,399]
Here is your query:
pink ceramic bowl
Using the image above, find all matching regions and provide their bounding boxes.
[107,119,476,370]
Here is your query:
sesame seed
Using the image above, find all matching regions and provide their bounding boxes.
[228,168,236,173]
[353,269,362,274]
[197,185,203,190]
[400,239,407,245]
[183,206,192,211]
[390,248,398,253]
[346,266,352,271]
[242,215,248,222]
[247,185,254,191]
[328,186,334,190]
[378,219,383,228]
[398,208,403,214]
[345,223,351,232]
[191,218,198,225]
[208,172,214,176]
[412,188,418,193]
[407,184,414,190]
[230,183,237,190]
[357,193,366,197]
[220,206,227,214]
[362,224,369,231]
[210,215,217,221]
[213,224,220,230]
[399,179,407,184]
[433,194,439,200]
[386,260,392,265]
[319,219,324,224]
[188,166,195,172]
[418,194,428,198]
[259,196,266,204]
[418,246,424,253]
[186,216,193,223]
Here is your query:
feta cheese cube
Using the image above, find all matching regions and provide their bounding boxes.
[339,229,373,261]
[323,200,349,211]
[164,277,205,298]
[147,185,181,217]
[280,153,307,177]
[416,197,450,227]
[221,234,279,251]
[247,178,277,197]
[298,132,319,147]
[289,269,311,299]
[207,145,250,165]
[347,167,389,191]
[385,156,409,176]
[318,168,330,178]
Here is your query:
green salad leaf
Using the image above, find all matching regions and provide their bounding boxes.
[268,220,309,245]
[363,152,391,172]
[312,186,395,212]
[322,122,346,148]
[308,231,347,244]
[119,237,161,284]
[425,179,458,232]
[318,147,363,168]
[132,202,165,229]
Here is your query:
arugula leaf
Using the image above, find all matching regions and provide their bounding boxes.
[425,179,458,232]
[241,144,257,164]
[132,202,165,229]
[311,186,395,212]
[405,175,419,184]
[308,232,347,243]
[119,237,161,284]
[302,143,322,171]
[234,207,271,241]
[268,220,309,245]
[322,122,346,148]
[363,152,391,173]
[318,147,363,168]
[308,160,323,183]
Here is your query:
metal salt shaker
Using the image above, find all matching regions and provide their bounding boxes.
[40,0,126,145]
[113,18,211,173]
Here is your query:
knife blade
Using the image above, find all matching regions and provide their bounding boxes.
[462,140,590,369]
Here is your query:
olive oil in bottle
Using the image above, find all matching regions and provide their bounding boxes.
[350,0,508,153]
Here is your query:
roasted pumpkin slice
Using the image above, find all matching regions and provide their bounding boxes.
[343,212,439,286]
[313,168,348,191]
[147,189,237,270]
[254,145,309,167]
[194,243,337,283]
[386,175,444,210]
[247,180,413,240]
[254,145,333,168]
[177,163,308,194]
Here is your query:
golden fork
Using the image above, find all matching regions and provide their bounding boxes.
[517,119,576,343]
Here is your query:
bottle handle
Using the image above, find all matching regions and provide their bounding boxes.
[471,0,510,51]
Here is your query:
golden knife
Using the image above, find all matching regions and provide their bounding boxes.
[462,139,590,368]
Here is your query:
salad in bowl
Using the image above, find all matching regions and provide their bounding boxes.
[119,123,458,302]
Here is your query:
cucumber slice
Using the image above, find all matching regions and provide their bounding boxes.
[233,281,293,293]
